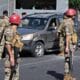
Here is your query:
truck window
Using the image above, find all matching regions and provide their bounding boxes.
[48,18,57,30]
[49,18,57,27]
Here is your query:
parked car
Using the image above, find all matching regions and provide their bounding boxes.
[18,13,79,57]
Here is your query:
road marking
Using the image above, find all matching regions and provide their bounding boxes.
[20,56,80,68]
[20,56,64,67]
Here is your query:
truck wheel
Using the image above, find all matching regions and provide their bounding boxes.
[32,42,44,57]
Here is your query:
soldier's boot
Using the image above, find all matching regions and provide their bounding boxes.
[64,58,71,80]
[64,74,76,80]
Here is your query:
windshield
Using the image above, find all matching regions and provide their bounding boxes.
[21,17,48,30]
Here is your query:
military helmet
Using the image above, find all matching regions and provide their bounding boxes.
[65,8,76,17]
[9,13,21,25]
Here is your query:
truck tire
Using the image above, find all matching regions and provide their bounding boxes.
[32,42,44,57]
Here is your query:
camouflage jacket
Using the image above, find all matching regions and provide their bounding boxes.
[58,18,74,37]
[4,26,23,49]
[0,18,23,48]
[58,18,67,37]
[65,18,74,44]
[0,19,9,45]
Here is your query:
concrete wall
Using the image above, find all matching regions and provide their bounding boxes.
[15,0,69,16]
[0,0,8,16]
[57,0,68,12]
[8,0,15,16]
[0,0,14,16]
[0,0,68,16]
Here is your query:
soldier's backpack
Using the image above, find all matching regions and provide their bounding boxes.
[11,33,24,50]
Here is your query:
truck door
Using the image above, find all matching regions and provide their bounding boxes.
[46,18,59,49]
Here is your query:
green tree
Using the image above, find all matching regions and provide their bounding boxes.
[69,0,80,9]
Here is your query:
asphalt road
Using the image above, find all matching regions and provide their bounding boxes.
[0,49,80,80]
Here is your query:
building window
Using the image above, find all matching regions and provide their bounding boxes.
[16,0,56,10]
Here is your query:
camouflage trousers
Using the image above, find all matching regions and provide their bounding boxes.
[0,45,4,59]
[64,44,76,80]
[4,57,19,80]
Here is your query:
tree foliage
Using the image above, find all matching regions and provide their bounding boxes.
[69,0,80,9]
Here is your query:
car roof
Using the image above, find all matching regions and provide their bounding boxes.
[22,12,64,19]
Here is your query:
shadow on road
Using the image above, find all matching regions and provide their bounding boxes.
[19,49,60,58]
[19,50,32,58]
[47,71,64,80]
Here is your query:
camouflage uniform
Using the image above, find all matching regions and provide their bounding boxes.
[0,19,6,59]
[63,18,76,80]
[0,13,21,80]
[58,18,67,55]
[0,17,10,58]
[4,26,20,80]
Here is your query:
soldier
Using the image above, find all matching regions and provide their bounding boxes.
[3,10,8,16]
[4,13,23,80]
[0,10,10,58]
[3,10,9,21]
[21,12,27,18]
[58,13,68,56]
[0,16,11,80]
[60,9,77,80]
[0,18,9,60]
